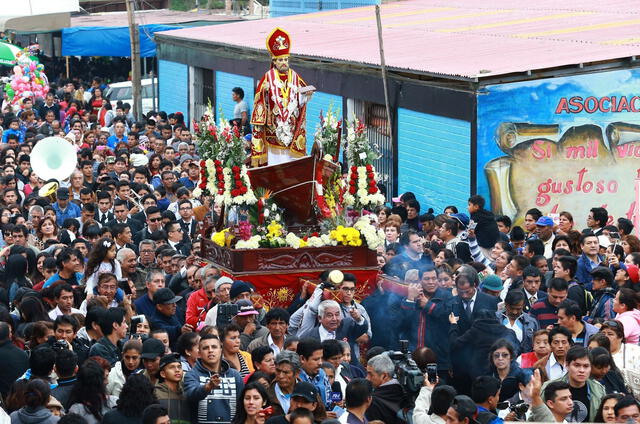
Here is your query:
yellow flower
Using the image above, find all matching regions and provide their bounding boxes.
[267,221,283,239]
[212,228,234,246]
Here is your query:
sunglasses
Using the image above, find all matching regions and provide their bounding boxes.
[603,320,621,328]
[149,217,162,222]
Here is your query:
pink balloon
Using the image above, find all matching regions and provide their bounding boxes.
[10,81,17,89]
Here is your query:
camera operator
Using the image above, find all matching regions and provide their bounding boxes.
[413,375,456,424]
[365,352,408,424]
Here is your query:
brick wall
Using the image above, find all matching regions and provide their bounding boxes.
[397,108,471,213]
[158,60,189,123]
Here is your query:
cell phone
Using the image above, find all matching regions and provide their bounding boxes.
[259,406,273,417]
[426,363,438,384]
[468,220,477,230]
[118,279,132,295]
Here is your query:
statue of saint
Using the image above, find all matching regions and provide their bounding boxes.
[250,28,314,167]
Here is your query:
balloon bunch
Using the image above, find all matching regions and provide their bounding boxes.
[4,46,48,106]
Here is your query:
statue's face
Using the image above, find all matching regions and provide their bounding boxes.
[273,56,289,73]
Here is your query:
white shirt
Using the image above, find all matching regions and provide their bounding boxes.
[267,334,281,356]
[503,317,524,342]
[546,353,567,380]
[48,306,83,320]
[319,325,336,341]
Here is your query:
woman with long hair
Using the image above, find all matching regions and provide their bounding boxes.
[102,374,157,424]
[35,217,58,249]
[622,235,640,256]
[68,360,117,424]
[32,253,51,284]
[231,382,270,424]
[221,323,254,378]
[107,339,143,397]
[88,88,105,116]
[375,206,392,229]
[18,297,49,324]
[6,254,31,303]
[589,347,629,394]
[27,321,53,350]
[9,379,57,424]
[594,393,624,423]
[613,289,640,344]
[148,154,162,176]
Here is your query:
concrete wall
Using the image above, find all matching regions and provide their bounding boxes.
[215,71,255,122]
[158,59,189,123]
[397,108,471,212]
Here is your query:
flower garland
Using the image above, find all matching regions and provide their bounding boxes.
[353,217,385,250]
[343,119,385,210]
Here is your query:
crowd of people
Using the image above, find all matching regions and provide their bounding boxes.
[1,78,640,424]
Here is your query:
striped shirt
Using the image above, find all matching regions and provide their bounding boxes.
[530,297,558,328]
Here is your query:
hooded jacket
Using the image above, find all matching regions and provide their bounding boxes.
[615,309,640,344]
[10,406,59,424]
[366,380,407,424]
[184,358,244,424]
[470,208,500,249]
[449,315,520,381]
[155,381,191,424]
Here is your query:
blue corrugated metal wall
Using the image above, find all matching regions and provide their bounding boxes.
[270,0,379,17]
[158,60,189,123]
[397,108,471,212]
[215,71,255,122]
[305,91,342,154]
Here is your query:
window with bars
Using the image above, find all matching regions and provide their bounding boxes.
[190,66,215,122]
[346,98,394,201]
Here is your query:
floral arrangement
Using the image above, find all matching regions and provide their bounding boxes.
[330,225,363,247]
[193,105,257,207]
[314,106,342,161]
[353,216,385,250]
[4,46,49,106]
[343,119,386,210]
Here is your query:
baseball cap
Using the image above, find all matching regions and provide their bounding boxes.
[56,188,69,200]
[291,382,319,403]
[159,353,181,370]
[153,288,182,305]
[451,395,478,423]
[235,299,259,316]
[391,193,405,203]
[536,216,554,227]
[141,338,165,359]
[627,264,640,284]
[215,276,233,291]
[452,213,470,229]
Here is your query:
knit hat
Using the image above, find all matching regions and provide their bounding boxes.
[215,276,233,291]
[627,264,639,284]
[229,280,252,300]
[482,274,503,292]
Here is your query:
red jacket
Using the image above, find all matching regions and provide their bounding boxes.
[185,288,210,328]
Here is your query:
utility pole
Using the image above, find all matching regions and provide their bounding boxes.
[126,0,142,121]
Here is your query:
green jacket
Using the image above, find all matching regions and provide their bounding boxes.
[155,382,191,424]
[541,375,605,422]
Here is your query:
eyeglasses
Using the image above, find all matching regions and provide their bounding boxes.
[149,217,161,222]
[179,207,192,210]
[341,287,356,292]
[492,352,510,359]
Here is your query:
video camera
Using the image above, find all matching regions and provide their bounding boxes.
[497,400,529,421]
[387,340,424,398]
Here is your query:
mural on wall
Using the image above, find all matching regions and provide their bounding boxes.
[477,68,640,226]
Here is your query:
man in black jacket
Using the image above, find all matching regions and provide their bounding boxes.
[468,195,500,256]
[365,352,408,424]
[0,322,28,397]
[447,265,499,333]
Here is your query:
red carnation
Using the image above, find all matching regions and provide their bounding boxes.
[367,172,375,179]
[240,186,248,194]
[366,164,373,171]
[312,232,319,237]
[369,180,377,187]
[231,189,240,197]
[232,166,240,173]
[200,160,206,167]
[351,166,357,172]
[199,182,207,189]
[349,179,356,186]
[349,187,356,195]
[218,189,224,195]
[235,180,243,188]
[368,187,377,194]
[217,182,224,188]
[214,160,221,166]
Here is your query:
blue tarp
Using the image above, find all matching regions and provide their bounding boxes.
[61,24,180,57]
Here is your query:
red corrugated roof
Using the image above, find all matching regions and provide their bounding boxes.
[156,0,640,79]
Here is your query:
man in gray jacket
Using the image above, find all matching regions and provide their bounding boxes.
[184,334,244,424]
